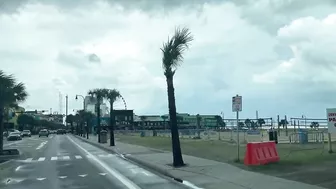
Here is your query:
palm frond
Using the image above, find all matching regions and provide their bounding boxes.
[161,27,193,76]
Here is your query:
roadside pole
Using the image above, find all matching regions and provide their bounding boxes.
[326,108,335,153]
[232,94,242,161]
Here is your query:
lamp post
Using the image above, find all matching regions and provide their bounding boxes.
[302,115,306,129]
[75,95,85,111]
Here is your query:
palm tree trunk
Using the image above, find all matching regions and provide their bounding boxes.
[166,76,184,167]
[97,102,101,143]
[109,102,115,146]
[0,107,4,154]
[86,121,89,139]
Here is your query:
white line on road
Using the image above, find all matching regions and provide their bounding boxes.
[78,174,88,177]
[24,158,33,162]
[38,157,45,161]
[51,157,58,161]
[99,173,107,176]
[67,136,141,189]
[75,155,82,159]
[182,181,204,189]
[15,166,22,172]
[36,178,46,181]
[36,141,48,150]
[59,176,67,179]
[62,156,70,160]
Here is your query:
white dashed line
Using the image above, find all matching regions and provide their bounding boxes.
[51,157,58,161]
[38,157,45,161]
[75,155,82,159]
[62,156,70,160]
[25,158,33,162]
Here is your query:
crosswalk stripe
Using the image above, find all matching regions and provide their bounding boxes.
[38,157,45,161]
[51,157,58,161]
[25,158,33,162]
[75,155,82,159]
[62,156,70,160]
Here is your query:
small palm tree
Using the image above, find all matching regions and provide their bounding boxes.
[0,70,28,153]
[77,110,95,139]
[88,88,105,143]
[161,27,193,167]
[103,89,121,146]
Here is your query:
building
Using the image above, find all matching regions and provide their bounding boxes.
[84,96,108,116]
[90,110,134,131]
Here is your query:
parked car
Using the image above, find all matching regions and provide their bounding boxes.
[7,132,22,141]
[21,130,31,137]
[38,129,49,137]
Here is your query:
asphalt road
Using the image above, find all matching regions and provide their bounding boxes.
[0,135,189,189]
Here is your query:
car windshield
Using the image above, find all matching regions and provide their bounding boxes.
[23,130,30,133]
[10,132,20,135]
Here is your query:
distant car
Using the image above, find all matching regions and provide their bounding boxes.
[7,132,22,141]
[21,130,31,137]
[38,129,49,137]
[57,129,66,135]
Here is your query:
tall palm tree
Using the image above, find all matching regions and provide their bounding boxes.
[0,70,28,153]
[102,89,121,146]
[88,88,105,143]
[161,27,193,167]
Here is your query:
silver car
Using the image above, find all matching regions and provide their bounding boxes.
[38,129,49,137]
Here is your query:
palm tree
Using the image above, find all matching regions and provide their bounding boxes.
[88,88,105,143]
[77,110,95,139]
[257,118,265,128]
[0,70,28,153]
[244,119,251,129]
[103,89,121,146]
[161,27,193,167]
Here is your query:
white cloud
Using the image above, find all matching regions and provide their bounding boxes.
[1,0,336,118]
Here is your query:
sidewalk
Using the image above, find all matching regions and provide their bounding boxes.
[75,134,325,189]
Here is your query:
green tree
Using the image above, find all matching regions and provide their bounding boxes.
[161,27,193,167]
[77,110,95,139]
[66,114,75,133]
[0,70,28,153]
[238,122,245,129]
[17,114,34,130]
[88,88,105,143]
[140,116,146,130]
[244,119,251,129]
[257,118,266,128]
[103,89,121,146]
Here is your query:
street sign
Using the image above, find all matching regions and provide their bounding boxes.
[327,108,336,133]
[232,95,242,112]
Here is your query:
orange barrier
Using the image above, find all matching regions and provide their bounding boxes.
[244,141,279,166]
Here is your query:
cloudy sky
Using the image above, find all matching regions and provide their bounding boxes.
[1,0,336,119]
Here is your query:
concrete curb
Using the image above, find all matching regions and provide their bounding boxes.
[72,135,183,182]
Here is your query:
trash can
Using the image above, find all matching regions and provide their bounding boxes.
[298,130,308,144]
[100,130,108,143]
[268,129,278,144]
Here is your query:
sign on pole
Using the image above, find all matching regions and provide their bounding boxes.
[327,108,336,133]
[232,95,242,112]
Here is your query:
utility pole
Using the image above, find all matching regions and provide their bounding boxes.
[256,110,258,119]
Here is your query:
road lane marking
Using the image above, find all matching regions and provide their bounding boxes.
[182,181,204,189]
[99,173,107,176]
[59,176,67,179]
[75,155,82,159]
[78,174,87,177]
[36,141,48,150]
[24,158,33,162]
[51,157,58,161]
[36,178,46,181]
[38,157,45,161]
[15,166,22,172]
[62,156,70,160]
[67,136,141,189]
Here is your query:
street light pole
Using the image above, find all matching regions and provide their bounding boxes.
[75,95,85,111]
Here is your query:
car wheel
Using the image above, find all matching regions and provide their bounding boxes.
[39,136,40,137]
